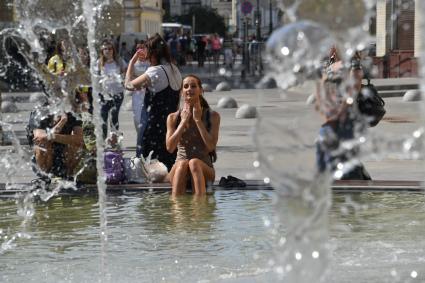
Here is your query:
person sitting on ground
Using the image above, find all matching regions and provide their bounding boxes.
[73,86,98,184]
[30,103,84,181]
[166,75,220,196]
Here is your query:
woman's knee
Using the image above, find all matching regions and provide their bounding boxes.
[175,160,189,173]
[188,159,203,173]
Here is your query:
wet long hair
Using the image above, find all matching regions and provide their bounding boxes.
[183,74,210,110]
[145,33,172,66]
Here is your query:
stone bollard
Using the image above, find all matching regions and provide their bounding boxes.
[1,101,18,113]
[403,89,422,102]
[217,96,238,108]
[202,83,213,92]
[215,81,232,91]
[256,77,277,89]
[235,104,257,119]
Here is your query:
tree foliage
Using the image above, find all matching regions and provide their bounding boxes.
[167,6,226,36]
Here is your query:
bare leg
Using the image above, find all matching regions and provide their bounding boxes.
[169,160,190,196]
[64,145,83,177]
[188,158,215,195]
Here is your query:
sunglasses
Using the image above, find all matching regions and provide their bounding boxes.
[102,47,113,51]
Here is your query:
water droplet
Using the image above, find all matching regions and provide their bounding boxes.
[263,177,270,184]
[266,21,334,89]
[295,252,302,260]
[312,251,320,258]
[276,266,284,274]
[253,160,260,168]
[334,170,344,179]
[413,130,421,138]
[411,271,417,278]
[285,264,292,272]
[280,46,290,56]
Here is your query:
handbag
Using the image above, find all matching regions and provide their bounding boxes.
[144,159,168,183]
[123,157,149,184]
[104,149,126,184]
[357,78,386,127]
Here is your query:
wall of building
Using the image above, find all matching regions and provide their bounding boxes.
[376,0,387,57]
[141,8,162,35]
[124,0,142,32]
[374,0,417,78]
[0,0,14,27]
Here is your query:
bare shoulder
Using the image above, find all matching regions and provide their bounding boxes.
[210,110,220,119]
[210,110,220,124]
[168,111,179,123]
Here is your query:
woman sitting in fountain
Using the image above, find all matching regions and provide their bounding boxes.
[29,98,84,182]
[166,75,220,196]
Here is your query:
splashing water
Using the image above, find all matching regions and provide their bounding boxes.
[1,0,425,281]
[265,20,334,90]
[258,0,424,282]
[0,1,124,269]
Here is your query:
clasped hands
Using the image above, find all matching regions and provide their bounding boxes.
[180,101,202,127]
[33,114,68,144]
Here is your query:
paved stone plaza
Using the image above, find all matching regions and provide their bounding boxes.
[0,74,424,185]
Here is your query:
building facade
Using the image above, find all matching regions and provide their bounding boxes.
[375,0,417,78]
[212,0,233,28]
[123,0,162,35]
[235,0,279,38]
[0,0,15,29]
[164,0,278,37]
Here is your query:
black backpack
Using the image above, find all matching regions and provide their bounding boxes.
[357,78,386,127]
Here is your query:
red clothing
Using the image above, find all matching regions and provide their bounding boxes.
[211,37,221,51]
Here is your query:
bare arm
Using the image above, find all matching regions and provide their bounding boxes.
[166,109,191,153]
[33,126,84,147]
[127,73,151,91]
[195,111,220,153]
[52,126,84,147]
[125,51,150,90]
